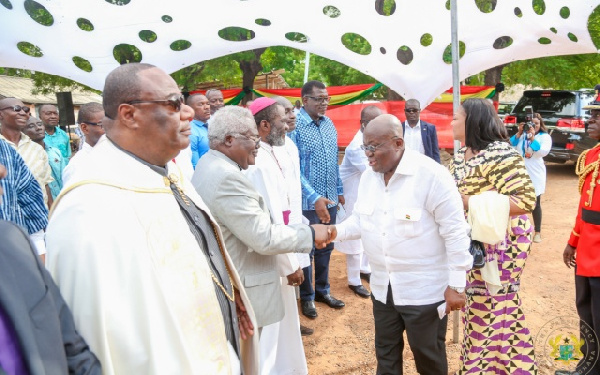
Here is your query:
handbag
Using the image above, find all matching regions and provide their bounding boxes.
[469,239,486,269]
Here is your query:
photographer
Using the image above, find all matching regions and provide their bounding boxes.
[510,112,552,243]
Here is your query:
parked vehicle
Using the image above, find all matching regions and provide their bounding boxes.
[497,101,516,121]
[503,89,598,163]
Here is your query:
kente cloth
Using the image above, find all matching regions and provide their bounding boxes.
[449,141,538,375]
[46,137,259,375]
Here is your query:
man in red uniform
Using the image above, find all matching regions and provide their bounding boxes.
[564,93,600,375]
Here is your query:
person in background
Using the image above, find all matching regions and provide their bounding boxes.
[206,89,225,115]
[41,104,71,160]
[401,99,441,163]
[187,94,211,168]
[23,115,67,201]
[337,105,383,298]
[510,112,552,243]
[450,98,538,375]
[563,94,600,375]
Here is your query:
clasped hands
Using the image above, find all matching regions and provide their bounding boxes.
[310,224,337,249]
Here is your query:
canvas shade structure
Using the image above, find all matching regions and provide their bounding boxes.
[0,0,599,105]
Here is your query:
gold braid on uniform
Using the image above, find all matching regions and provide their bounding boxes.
[576,144,600,207]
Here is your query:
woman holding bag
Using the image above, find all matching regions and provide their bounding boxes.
[510,113,552,243]
[449,99,538,375]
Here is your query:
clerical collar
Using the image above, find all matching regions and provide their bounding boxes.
[107,136,168,177]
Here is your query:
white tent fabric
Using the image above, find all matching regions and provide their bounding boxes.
[0,0,599,104]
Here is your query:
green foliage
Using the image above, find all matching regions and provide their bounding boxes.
[375,0,395,16]
[532,0,545,15]
[475,0,496,14]
[589,5,600,49]
[17,42,43,57]
[323,5,341,18]
[24,0,53,26]
[501,54,600,90]
[341,33,372,55]
[442,41,465,64]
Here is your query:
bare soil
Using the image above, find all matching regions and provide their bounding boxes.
[302,162,580,374]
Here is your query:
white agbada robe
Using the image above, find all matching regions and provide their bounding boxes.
[46,138,259,375]
[337,130,368,255]
[245,140,308,375]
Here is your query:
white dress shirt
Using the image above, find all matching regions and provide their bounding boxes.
[403,120,425,155]
[336,150,472,305]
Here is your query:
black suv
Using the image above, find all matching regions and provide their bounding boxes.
[504,89,598,163]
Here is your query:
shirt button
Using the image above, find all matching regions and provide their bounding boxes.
[384,211,387,215]
[209,251,214,256]
[193,215,199,222]
[382,232,386,236]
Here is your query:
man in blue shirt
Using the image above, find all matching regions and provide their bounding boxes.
[187,94,211,168]
[290,80,345,318]
[41,104,72,160]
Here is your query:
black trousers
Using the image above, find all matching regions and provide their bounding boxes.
[532,194,542,232]
[372,284,448,375]
[576,274,600,375]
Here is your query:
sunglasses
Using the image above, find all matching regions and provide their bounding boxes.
[0,105,31,114]
[404,108,419,113]
[83,121,103,129]
[126,95,185,112]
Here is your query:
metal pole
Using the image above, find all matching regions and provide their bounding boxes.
[303,51,310,84]
[450,0,461,344]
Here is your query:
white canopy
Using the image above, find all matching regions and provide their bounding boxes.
[1,0,598,104]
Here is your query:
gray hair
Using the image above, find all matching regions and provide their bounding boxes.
[209,106,256,148]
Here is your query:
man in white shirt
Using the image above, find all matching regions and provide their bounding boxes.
[61,102,105,185]
[337,105,382,298]
[332,114,472,374]
[402,99,441,163]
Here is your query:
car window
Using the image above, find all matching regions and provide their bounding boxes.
[513,91,577,116]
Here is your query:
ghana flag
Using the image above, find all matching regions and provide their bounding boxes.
[253,83,383,105]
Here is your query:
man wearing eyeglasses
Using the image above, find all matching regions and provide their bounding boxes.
[61,102,105,186]
[402,99,441,163]
[289,80,346,319]
[41,104,72,161]
[0,98,54,209]
[331,114,472,375]
[23,116,67,201]
[46,63,260,375]
[206,89,225,115]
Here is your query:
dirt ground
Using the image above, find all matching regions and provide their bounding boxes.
[302,162,581,375]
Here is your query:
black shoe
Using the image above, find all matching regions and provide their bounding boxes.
[314,294,345,309]
[349,284,371,298]
[300,324,314,336]
[301,300,317,319]
[360,272,371,283]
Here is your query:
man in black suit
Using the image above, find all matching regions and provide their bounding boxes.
[0,163,101,375]
[402,99,441,163]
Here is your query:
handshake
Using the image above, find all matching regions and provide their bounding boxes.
[310,224,338,249]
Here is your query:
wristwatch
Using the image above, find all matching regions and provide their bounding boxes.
[449,286,465,294]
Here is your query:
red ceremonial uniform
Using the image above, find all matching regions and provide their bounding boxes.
[569,144,600,276]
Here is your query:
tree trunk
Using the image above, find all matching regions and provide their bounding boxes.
[239,48,267,105]
[484,64,507,101]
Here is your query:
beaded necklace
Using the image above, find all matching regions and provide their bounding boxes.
[576,144,600,208]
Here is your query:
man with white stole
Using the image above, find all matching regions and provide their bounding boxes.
[244,97,308,374]
[46,63,258,375]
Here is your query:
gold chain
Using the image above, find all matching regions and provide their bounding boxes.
[209,223,235,302]
[576,144,600,207]
[165,174,190,206]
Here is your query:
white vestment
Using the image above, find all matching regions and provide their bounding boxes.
[245,141,308,375]
[46,138,259,375]
[61,138,95,186]
[275,135,310,268]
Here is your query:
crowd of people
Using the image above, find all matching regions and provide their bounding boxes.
[0,61,599,375]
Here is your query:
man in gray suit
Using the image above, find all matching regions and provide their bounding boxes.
[192,106,332,330]
[0,164,101,375]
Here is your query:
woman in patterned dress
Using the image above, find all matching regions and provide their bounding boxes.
[449,99,538,374]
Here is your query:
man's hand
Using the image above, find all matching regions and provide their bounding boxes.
[444,287,466,314]
[234,288,254,340]
[286,268,304,286]
[338,195,345,206]
[563,244,577,269]
[311,224,332,248]
[314,197,335,223]
[328,225,337,242]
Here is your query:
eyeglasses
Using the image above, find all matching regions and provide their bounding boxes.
[360,137,399,152]
[232,133,261,147]
[0,105,31,114]
[305,96,331,104]
[125,95,185,112]
[82,121,103,129]
[404,108,420,113]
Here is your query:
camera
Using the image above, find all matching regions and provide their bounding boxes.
[523,105,535,133]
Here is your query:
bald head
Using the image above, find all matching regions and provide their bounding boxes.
[360,105,384,132]
[103,63,156,119]
[365,114,403,139]
[363,114,405,179]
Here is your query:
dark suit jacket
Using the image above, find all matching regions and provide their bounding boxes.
[0,220,101,375]
[402,120,441,163]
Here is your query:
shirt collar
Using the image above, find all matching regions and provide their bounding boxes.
[259,140,273,152]
[192,119,208,127]
[0,133,31,147]
[404,120,421,130]
[393,149,418,176]
[210,149,243,171]
[107,136,168,177]
[299,107,325,125]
